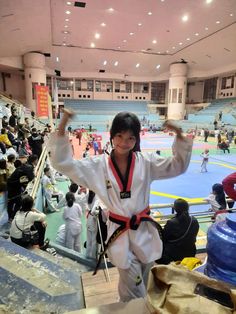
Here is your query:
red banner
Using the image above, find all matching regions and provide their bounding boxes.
[35,85,49,117]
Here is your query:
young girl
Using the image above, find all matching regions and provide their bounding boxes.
[86,190,99,259]
[200,148,209,173]
[49,110,193,302]
[63,192,83,252]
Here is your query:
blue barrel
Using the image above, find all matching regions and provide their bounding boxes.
[206,213,236,285]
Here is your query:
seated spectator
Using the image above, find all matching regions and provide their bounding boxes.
[204,183,231,221]
[10,195,48,249]
[219,140,230,153]
[156,198,199,264]
[204,183,227,212]
[7,154,16,176]
[0,159,9,192]
[7,155,37,220]
[41,166,63,212]
[2,116,9,128]
[0,128,12,148]
[7,126,20,152]
[28,128,44,158]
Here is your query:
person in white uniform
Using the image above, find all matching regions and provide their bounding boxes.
[49,110,193,302]
[63,192,83,252]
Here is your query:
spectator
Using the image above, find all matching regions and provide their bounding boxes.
[63,192,83,252]
[28,128,44,158]
[2,116,9,128]
[7,154,16,176]
[219,140,230,153]
[204,183,228,220]
[0,159,9,192]
[41,166,63,212]
[7,155,37,220]
[156,199,199,264]
[0,128,12,148]
[93,139,99,155]
[10,195,48,249]
[8,110,18,128]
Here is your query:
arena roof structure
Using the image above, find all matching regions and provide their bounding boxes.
[0,0,236,80]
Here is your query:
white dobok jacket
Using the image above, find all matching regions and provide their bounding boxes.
[49,133,193,269]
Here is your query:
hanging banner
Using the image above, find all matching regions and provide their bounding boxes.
[35,85,49,117]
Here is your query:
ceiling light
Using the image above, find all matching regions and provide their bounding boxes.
[101,22,106,27]
[230,13,234,17]
[156,64,161,69]
[172,46,176,49]
[182,15,189,22]
[152,39,157,44]
[65,18,69,22]
[70,81,74,84]
[205,27,209,30]
[63,30,69,34]
[65,10,71,14]
[108,8,114,12]
[64,25,68,28]
[114,61,118,66]
[195,33,199,36]
[136,63,140,68]
[66,1,72,5]
[179,42,183,45]
[158,51,161,54]
[90,42,95,48]
[161,0,165,2]
[166,50,169,53]
[117,46,121,49]
[123,39,127,42]
[103,60,107,65]
[129,32,134,36]
[148,12,152,15]
[138,23,142,26]
[95,33,100,39]
[56,57,59,62]
[63,42,66,46]
[206,0,213,3]
[186,37,190,41]
[216,21,220,24]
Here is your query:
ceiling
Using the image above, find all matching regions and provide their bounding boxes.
[0,0,236,80]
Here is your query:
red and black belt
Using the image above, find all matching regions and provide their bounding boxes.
[93,206,163,275]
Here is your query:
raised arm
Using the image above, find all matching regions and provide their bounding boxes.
[58,109,74,136]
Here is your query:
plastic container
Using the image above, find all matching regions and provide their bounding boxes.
[206,213,236,286]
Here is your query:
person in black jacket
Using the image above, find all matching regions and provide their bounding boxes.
[7,155,38,221]
[28,128,44,158]
[157,198,199,264]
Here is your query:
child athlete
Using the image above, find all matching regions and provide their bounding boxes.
[49,110,193,302]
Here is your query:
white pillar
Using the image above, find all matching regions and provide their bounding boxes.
[167,62,188,120]
[23,52,46,113]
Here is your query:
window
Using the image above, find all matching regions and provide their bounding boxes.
[178,89,183,103]
[172,89,177,103]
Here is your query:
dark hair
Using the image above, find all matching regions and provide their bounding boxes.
[88,190,95,204]
[212,183,226,209]
[20,195,34,212]
[173,198,189,214]
[0,159,7,170]
[14,159,22,168]
[44,166,50,174]
[7,154,16,163]
[110,112,141,152]
[69,183,78,193]
[28,154,38,165]
[66,192,75,207]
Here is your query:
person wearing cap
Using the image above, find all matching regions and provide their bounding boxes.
[156,198,199,264]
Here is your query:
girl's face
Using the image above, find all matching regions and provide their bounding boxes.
[112,130,136,155]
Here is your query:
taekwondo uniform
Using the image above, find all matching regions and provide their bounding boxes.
[49,133,193,302]
[200,151,209,172]
[86,195,100,259]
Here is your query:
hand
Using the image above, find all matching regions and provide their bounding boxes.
[163,120,183,139]
[42,221,47,227]
[58,109,75,136]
